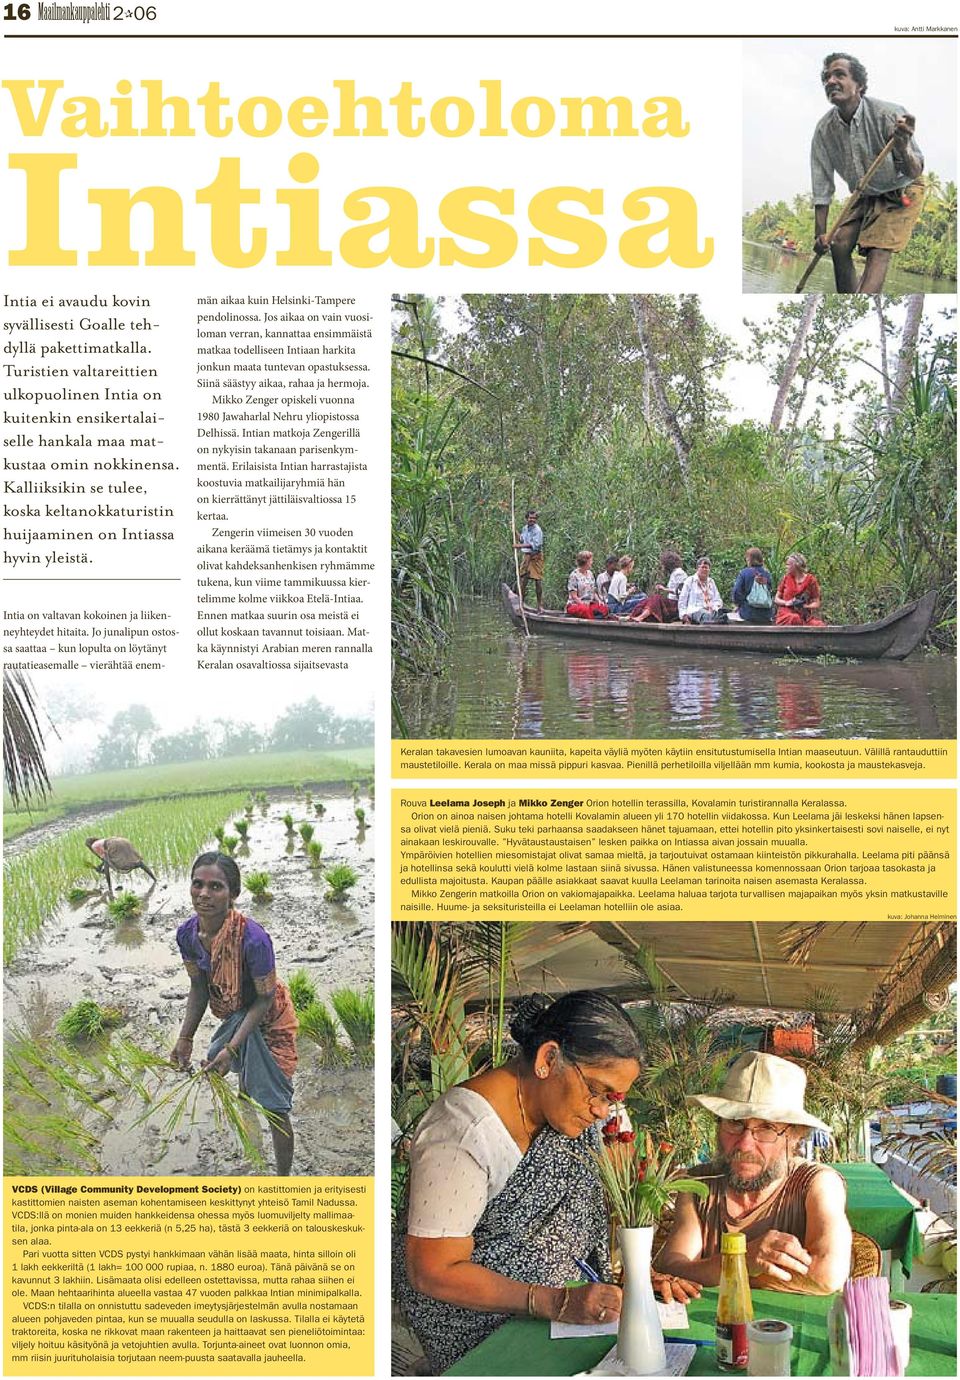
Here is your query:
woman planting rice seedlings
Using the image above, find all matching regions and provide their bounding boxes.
[6,790,372,1175]
[171,852,298,1175]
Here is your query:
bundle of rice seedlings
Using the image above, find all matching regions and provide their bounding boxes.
[107,893,142,923]
[67,886,90,904]
[354,807,366,827]
[245,870,273,902]
[323,863,358,900]
[314,801,326,818]
[57,1000,123,1040]
[331,988,374,1065]
[287,969,318,1012]
[221,834,238,856]
[298,822,315,844]
[213,825,226,845]
[234,819,250,840]
[297,1000,344,1064]
[307,841,323,869]
[131,1067,282,1171]
[282,813,295,833]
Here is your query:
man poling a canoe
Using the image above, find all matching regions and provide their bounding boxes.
[809,52,924,293]
[514,508,545,615]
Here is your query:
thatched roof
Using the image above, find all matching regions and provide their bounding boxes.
[395,920,954,1044]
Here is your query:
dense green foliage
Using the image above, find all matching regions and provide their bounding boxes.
[391,294,956,712]
[743,175,958,282]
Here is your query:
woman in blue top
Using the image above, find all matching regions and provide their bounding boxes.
[732,548,774,625]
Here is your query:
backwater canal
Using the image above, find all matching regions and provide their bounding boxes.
[742,240,955,295]
[394,601,956,741]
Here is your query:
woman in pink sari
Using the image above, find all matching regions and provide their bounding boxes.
[775,553,825,627]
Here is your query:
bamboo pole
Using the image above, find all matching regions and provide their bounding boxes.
[795,134,898,292]
[510,478,530,637]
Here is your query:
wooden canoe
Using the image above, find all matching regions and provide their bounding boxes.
[500,586,936,661]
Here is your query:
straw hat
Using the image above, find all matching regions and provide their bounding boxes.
[686,1052,830,1132]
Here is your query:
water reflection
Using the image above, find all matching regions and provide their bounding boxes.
[742,240,955,296]
[396,602,956,741]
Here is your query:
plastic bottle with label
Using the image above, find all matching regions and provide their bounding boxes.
[716,1231,754,1371]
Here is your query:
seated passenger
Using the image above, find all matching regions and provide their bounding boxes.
[730,548,775,624]
[606,556,647,617]
[596,554,619,604]
[775,553,826,627]
[678,558,724,623]
[566,551,607,619]
[632,550,687,623]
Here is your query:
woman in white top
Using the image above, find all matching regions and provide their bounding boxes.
[605,555,647,617]
[395,991,698,1372]
[678,557,724,623]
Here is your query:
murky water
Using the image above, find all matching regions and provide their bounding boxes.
[742,240,955,295]
[4,792,374,1176]
[395,601,956,740]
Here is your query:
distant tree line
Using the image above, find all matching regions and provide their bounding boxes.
[743,175,957,282]
[86,697,372,773]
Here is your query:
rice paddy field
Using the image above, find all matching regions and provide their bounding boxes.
[3,784,374,1177]
[2,747,374,841]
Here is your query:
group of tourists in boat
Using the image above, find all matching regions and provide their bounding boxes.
[561,547,826,627]
[514,511,824,628]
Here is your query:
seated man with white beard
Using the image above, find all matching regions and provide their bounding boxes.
[657,1052,851,1294]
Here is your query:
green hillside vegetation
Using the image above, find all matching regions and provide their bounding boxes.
[743,175,957,282]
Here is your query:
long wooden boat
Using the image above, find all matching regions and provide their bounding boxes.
[500,586,936,660]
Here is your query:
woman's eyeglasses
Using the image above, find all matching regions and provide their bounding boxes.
[718,1119,789,1145]
[567,1058,623,1113]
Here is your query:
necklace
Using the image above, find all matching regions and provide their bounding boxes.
[516,1070,534,1140]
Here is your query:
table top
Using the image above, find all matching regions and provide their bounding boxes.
[832,1162,923,1272]
[447,1288,957,1376]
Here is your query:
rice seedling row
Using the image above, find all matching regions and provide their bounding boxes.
[3,791,247,964]
[4,749,374,840]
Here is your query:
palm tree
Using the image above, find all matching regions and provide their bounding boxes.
[2,671,51,806]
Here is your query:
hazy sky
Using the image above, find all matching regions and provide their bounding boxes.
[742,37,957,211]
[33,676,374,775]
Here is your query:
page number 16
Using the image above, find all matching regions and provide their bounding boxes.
[4,4,31,18]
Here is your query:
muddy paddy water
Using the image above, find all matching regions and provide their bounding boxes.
[4,792,373,1176]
